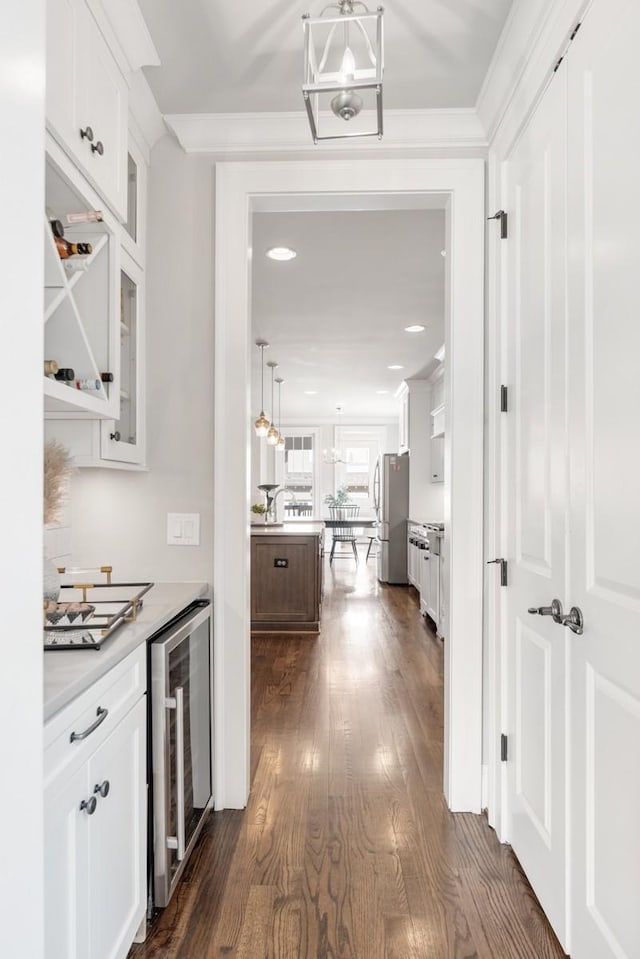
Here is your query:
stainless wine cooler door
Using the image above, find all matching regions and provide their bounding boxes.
[151,602,212,907]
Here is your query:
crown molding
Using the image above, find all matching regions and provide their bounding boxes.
[88,0,160,79]
[128,70,166,161]
[164,109,487,157]
[477,0,592,151]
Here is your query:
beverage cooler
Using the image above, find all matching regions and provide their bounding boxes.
[149,600,213,909]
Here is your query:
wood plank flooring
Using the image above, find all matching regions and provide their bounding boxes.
[130,557,566,959]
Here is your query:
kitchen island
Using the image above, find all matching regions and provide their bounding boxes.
[251,522,324,632]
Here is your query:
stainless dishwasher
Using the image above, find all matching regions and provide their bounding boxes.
[149,599,213,909]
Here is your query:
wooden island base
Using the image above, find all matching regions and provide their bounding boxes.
[250,522,324,633]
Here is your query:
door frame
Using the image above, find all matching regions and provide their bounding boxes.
[213,158,485,812]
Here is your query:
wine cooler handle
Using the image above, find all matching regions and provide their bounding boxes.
[175,685,186,861]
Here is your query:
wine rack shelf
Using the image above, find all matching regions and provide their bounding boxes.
[44,143,119,419]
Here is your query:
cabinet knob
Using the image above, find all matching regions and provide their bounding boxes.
[79,125,94,142]
[91,140,104,156]
[94,780,110,799]
[80,795,97,816]
[110,431,121,442]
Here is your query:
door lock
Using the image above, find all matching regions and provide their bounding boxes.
[528,599,564,624]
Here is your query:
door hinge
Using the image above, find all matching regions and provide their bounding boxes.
[487,209,508,239]
[487,557,508,587]
[501,734,508,762]
[500,384,508,412]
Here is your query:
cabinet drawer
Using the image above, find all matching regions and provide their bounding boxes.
[44,645,146,786]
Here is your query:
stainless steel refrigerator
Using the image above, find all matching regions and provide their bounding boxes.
[373,453,410,584]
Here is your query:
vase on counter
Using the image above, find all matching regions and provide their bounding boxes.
[43,546,61,608]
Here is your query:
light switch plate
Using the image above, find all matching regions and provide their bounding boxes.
[167,512,200,546]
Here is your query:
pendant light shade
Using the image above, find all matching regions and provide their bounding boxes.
[275,377,286,452]
[302,1,384,143]
[266,361,280,445]
[254,339,270,436]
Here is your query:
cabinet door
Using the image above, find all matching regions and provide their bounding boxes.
[430,437,444,483]
[428,551,439,623]
[100,249,146,465]
[87,698,146,959]
[46,0,80,151]
[45,763,91,959]
[75,1,128,221]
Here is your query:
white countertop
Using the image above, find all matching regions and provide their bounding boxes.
[43,581,209,722]
[251,522,325,536]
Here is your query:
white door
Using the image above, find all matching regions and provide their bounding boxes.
[504,61,569,948]
[567,2,640,956]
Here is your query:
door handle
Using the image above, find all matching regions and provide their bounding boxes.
[528,599,563,624]
[560,606,584,635]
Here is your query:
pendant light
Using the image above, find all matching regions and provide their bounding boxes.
[275,377,286,452]
[302,0,384,143]
[266,361,280,445]
[254,339,270,436]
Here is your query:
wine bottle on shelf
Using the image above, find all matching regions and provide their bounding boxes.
[76,378,101,391]
[53,368,75,382]
[44,360,59,376]
[100,372,114,383]
[49,219,65,239]
[54,236,94,259]
[63,258,90,273]
[65,210,103,224]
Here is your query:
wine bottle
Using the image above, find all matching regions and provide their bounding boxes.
[49,219,65,239]
[44,360,59,376]
[100,372,114,383]
[75,378,101,391]
[65,210,103,224]
[55,236,93,259]
[54,368,75,382]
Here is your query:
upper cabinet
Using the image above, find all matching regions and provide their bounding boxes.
[47,0,128,221]
[44,143,120,419]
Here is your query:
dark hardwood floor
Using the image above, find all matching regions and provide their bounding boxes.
[130,555,566,958]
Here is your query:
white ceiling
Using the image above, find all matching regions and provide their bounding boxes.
[138,0,513,114]
[251,209,445,421]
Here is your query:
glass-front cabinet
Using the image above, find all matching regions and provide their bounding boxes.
[100,249,145,465]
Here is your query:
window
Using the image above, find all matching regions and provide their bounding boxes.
[344,447,370,500]
[274,430,320,516]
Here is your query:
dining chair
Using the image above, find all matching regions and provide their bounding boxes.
[328,504,360,566]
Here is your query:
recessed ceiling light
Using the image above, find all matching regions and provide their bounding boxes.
[304,390,318,395]
[404,325,425,333]
[376,390,389,394]
[388,364,404,370]
[266,246,297,261]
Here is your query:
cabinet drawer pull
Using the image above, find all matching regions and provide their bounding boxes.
[80,795,97,816]
[79,125,94,142]
[94,780,110,799]
[70,706,109,743]
[91,140,104,156]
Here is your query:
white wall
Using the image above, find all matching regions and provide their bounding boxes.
[70,136,214,582]
[0,2,46,955]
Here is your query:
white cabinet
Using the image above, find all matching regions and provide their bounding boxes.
[44,142,120,419]
[44,647,147,959]
[398,384,409,453]
[46,0,128,221]
[48,246,147,468]
[430,374,445,484]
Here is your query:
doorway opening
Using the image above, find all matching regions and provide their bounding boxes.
[213,159,484,814]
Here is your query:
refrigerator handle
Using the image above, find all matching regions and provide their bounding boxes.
[373,459,380,516]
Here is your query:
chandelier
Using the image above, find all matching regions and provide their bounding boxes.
[302,1,384,143]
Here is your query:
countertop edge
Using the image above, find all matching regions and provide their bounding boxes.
[43,581,210,723]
